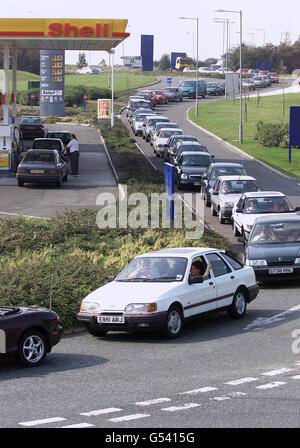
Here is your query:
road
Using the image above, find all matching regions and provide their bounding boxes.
[0,79,300,429]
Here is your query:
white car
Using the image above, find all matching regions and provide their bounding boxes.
[153,128,183,157]
[150,122,179,147]
[77,247,259,339]
[210,176,260,224]
[132,112,156,136]
[232,191,300,240]
[75,66,100,74]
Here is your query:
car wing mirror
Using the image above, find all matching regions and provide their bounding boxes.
[107,275,115,282]
[236,208,243,213]
[294,207,300,212]
[188,275,204,285]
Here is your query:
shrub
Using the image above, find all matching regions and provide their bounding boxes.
[255,120,289,147]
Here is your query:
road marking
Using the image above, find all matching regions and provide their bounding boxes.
[291,375,300,379]
[135,398,171,406]
[108,413,150,423]
[80,408,122,417]
[256,382,286,390]
[61,423,94,428]
[244,305,300,331]
[0,211,50,220]
[19,417,66,427]
[162,403,200,412]
[262,368,293,376]
[210,396,231,401]
[225,377,259,386]
[180,387,218,395]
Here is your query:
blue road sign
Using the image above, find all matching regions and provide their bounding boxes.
[289,106,300,163]
[164,163,175,222]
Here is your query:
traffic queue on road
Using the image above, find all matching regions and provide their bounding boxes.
[126,87,300,286]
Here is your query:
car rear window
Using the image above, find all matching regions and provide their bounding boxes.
[23,152,55,163]
[21,117,42,124]
[33,140,61,150]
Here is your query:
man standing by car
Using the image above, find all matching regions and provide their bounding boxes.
[67,134,80,176]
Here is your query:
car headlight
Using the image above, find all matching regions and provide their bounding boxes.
[125,303,157,314]
[80,302,101,312]
[181,173,188,180]
[294,258,300,264]
[223,202,234,208]
[246,259,267,267]
[246,224,253,232]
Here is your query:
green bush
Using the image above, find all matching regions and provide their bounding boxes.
[255,120,289,147]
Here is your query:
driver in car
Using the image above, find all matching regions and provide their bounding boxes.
[128,258,160,279]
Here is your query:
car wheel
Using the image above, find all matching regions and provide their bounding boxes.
[228,289,247,319]
[163,305,183,339]
[56,177,62,188]
[18,180,24,187]
[211,204,217,216]
[17,330,48,367]
[85,323,107,337]
[63,172,68,182]
[218,208,225,224]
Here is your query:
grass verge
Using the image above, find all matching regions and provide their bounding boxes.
[189,92,300,178]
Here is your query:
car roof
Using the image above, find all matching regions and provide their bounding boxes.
[33,138,62,142]
[180,151,212,157]
[148,116,168,120]
[136,247,224,258]
[159,128,182,132]
[47,130,70,133]
[254,215,300,224]
[178,141,205,146]
[210,162,244,168]
[216,175,257,181]
[243,191,286,198]
[26,149,58,154]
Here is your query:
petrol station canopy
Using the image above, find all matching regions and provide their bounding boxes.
[0,18,130,50]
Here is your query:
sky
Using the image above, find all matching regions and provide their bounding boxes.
[0,0,299,66]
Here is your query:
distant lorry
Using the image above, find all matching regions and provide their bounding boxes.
[170,52,187,70]
[175,56,194,71]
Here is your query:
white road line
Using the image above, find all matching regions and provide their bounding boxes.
[225,377,259,386]
[162,403,200,412]
[179,387,218,395]
[210,396,231,401]
[61,423,95,428]
[291,375,300,379]
[135,398,171,406]
[244,305,300,331]
[19,417,66,427]
[262,368,293,376]
[80,408,122,417]
[256,382,287,390]
[108,413,150,423]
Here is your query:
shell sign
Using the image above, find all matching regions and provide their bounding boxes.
[0,18,130,39]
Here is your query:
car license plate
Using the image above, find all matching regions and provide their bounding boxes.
[30,170,44,174]
[97,315,125,324]
[194,182,201,186]
[269,267,293,275]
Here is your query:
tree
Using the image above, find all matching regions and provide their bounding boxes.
[77,53,88,69]
[158,54,171,71]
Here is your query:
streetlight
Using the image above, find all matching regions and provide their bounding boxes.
[186,32,195,61]
[214,18,235,68]
[178,16,199,117]
[249,27,265,46]
[215,9,243,144]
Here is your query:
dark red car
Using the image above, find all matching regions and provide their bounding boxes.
[268,72,279,83]
[0,306,63,367]
[151,90,168,105]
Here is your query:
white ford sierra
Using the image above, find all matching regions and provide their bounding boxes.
[77,248,259,338]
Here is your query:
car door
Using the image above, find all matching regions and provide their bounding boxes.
[205,253,237,309]
[211,179,221,213]
[183,256,217,317]
[233,195,246,233]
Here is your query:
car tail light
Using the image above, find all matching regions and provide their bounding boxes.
[18,168,25,173]
[50,169,57,174]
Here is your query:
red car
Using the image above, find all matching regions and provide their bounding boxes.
[151,90,168,105]
[268,72,279,83]
[258,70,270,77]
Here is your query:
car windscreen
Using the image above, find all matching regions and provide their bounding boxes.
[181,155,212,166]
[249,222,300,244]
[160,130,182,138]
[179,145,206,152]
[182,81,196,87]
[46,133,69,143]
[244,197,294,214]
[148,118,168,125]
[208,83,217,87]
[211,167,244,180]
[116,257,188,282]
[23,152,55,163]
[33,140,61,150]
[220,180,260,194]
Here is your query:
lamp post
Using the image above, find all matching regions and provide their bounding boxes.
[214,18,235,68]
[178,17,199,117]
[249,27,265,46]
[215,9,243,144]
